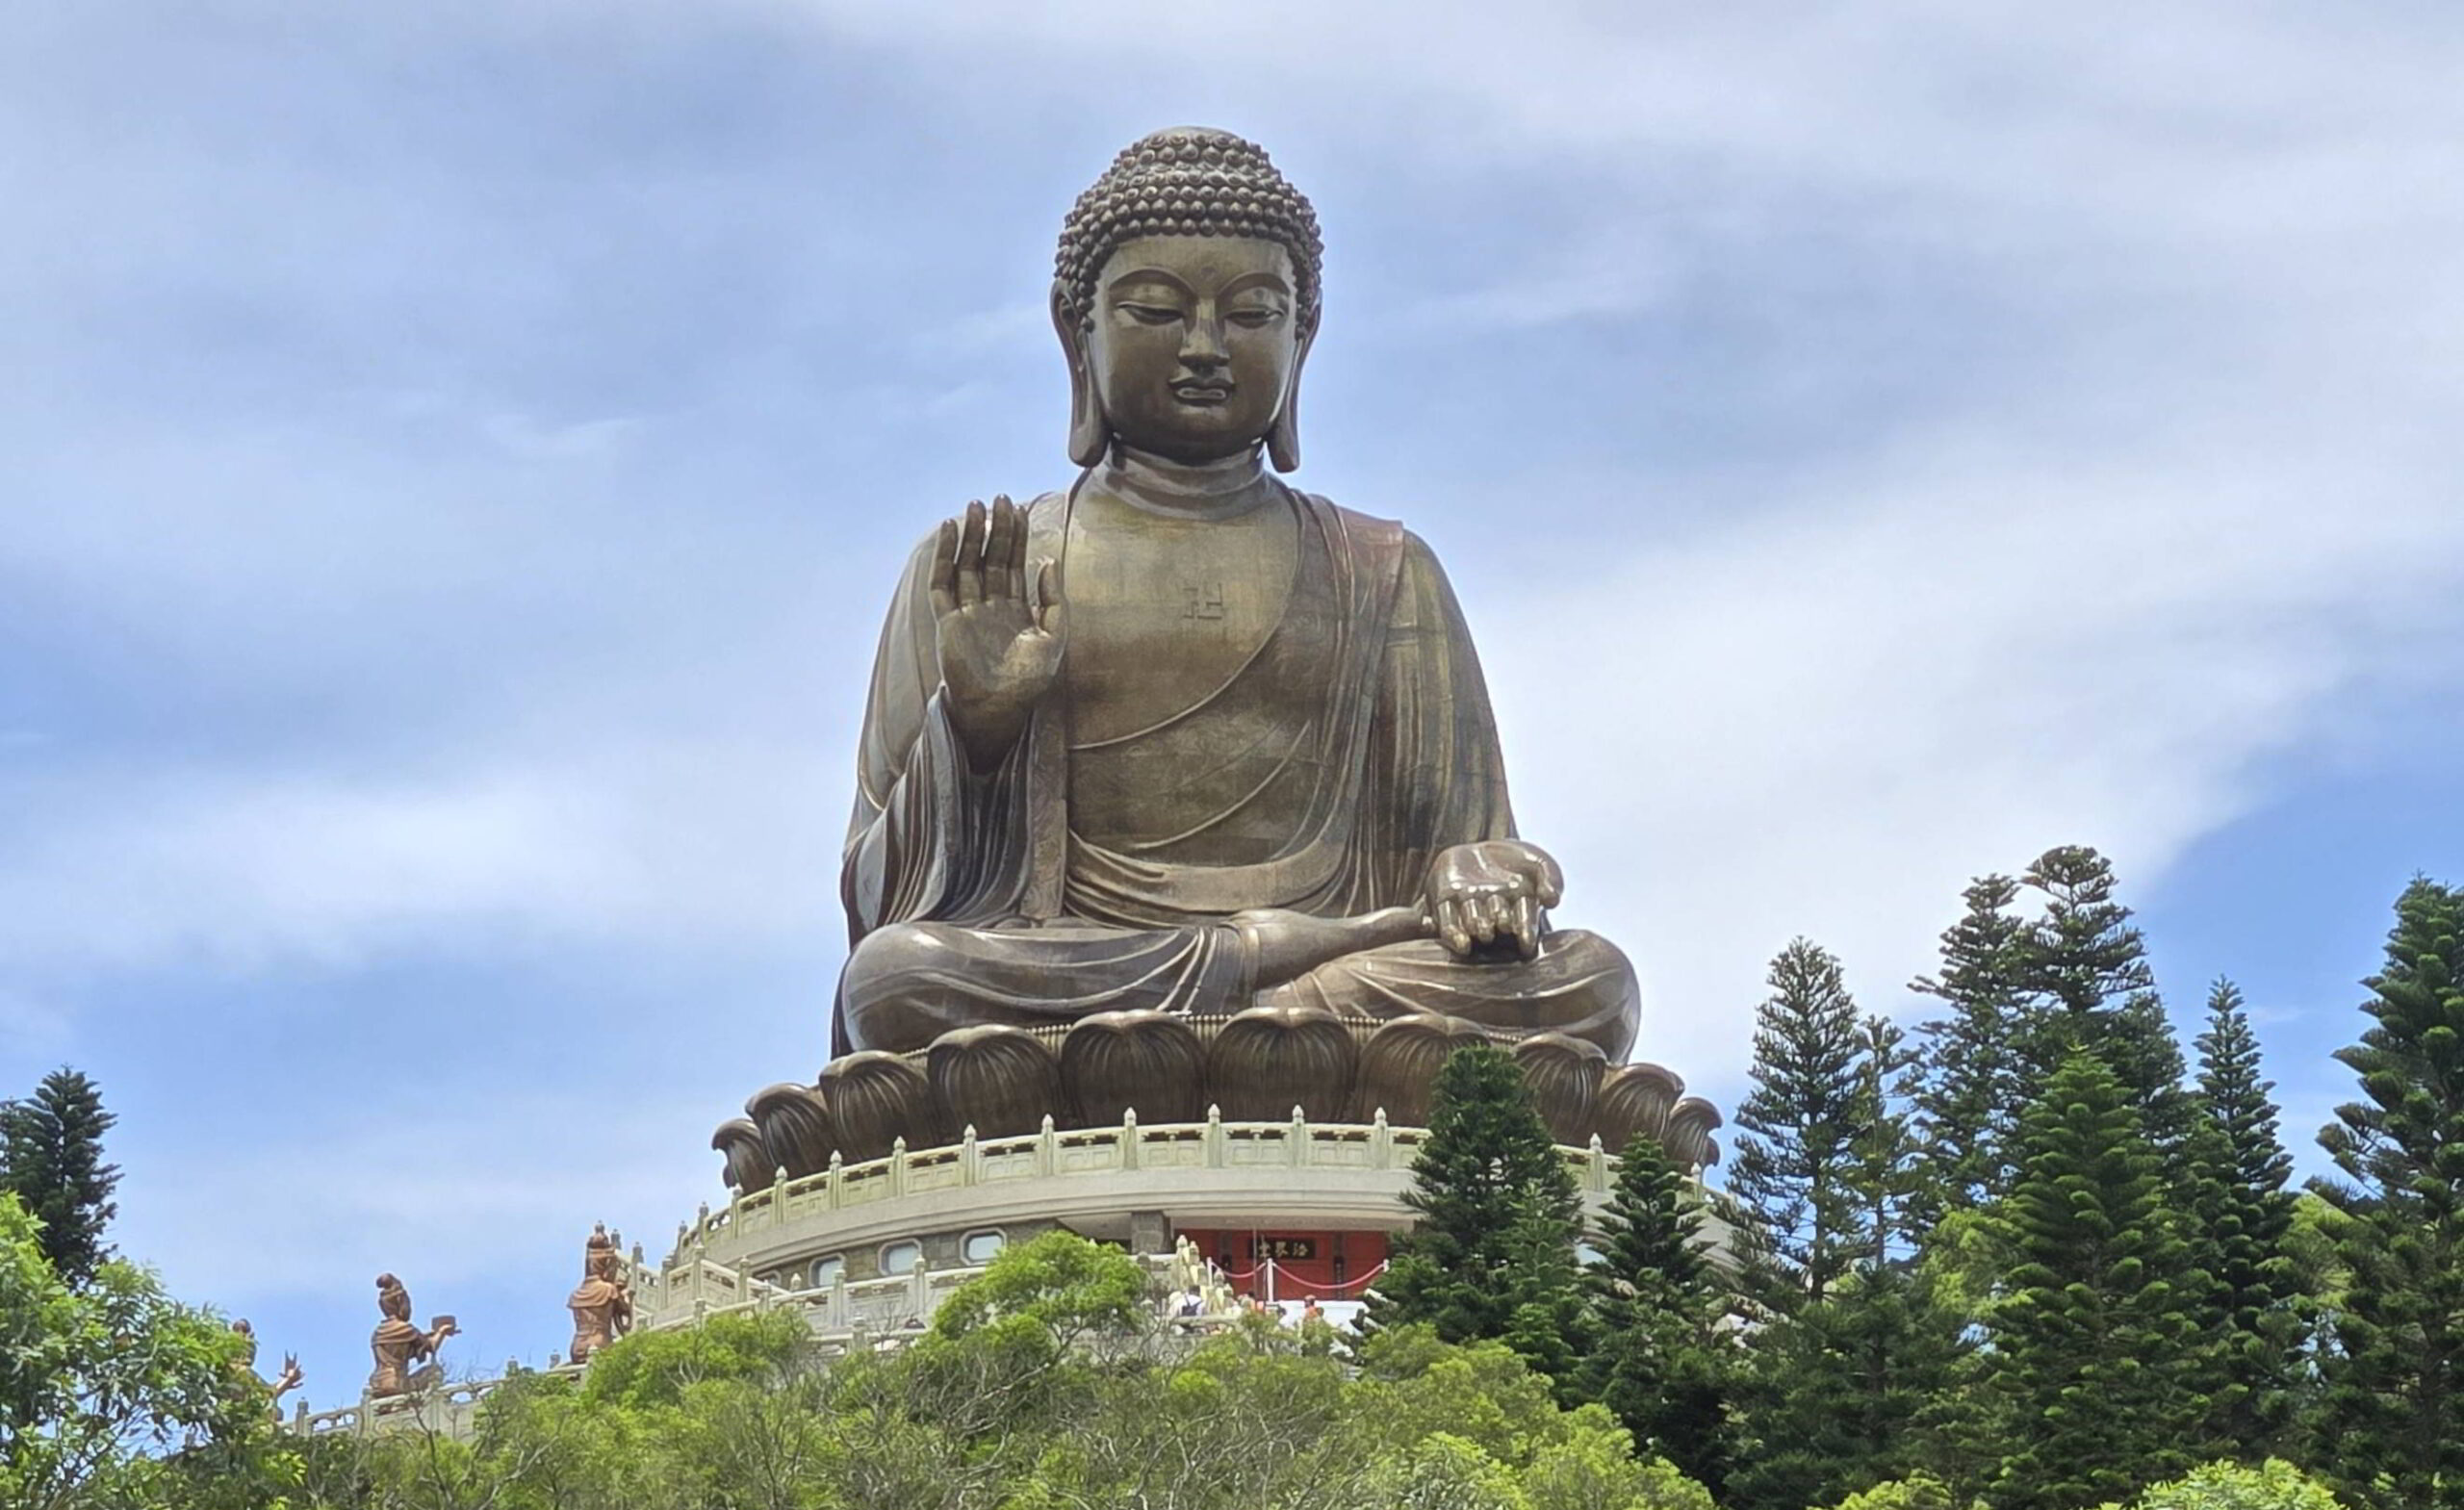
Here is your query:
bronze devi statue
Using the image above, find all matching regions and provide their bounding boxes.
[838,127,1633,1060]
[566,1225,632,1364]
[230,1318,303,1406]
[720,129,1718,1180]
[366,1272,456,1400]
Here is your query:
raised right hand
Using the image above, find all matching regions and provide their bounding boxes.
[931,495,1065,768]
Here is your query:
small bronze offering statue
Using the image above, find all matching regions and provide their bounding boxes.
[230,1318,303,1402]
[566,1225,632,1364]
[367,1273,457,1399]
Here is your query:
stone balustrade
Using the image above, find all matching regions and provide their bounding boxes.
[667,1108,1617,1269]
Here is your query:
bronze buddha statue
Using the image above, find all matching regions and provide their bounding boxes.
[715,130,1715,1183]
[836,127,1634,1061]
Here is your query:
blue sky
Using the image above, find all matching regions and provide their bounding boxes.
[5,2,2461,1406]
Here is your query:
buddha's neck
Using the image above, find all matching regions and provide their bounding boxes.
[1098,444,1276,521]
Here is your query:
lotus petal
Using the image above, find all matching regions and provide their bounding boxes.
[710,1117,775,1192]
[745,1084,835,1180]
[1661,1096,1725,1171]
[1594,1062,1685,1154]
[928,1024,1062,1139]
[1350,1013,1489,1125]
[1060,1010,1207,1126]
[820,1051,942,1161]
[1205,1004,1358,1121]
[1512,1033,1607,1144]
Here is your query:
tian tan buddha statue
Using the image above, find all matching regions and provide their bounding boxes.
[716,128,1717,1187]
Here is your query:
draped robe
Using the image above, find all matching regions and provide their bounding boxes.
[833,484,1636,1060]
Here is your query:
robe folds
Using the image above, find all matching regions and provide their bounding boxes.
[833,485,1636,1061]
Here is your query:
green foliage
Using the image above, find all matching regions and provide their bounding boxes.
[1729,938,1869,1309]
[1732,1263,1969,1510]
[1373,1041,1586,1386]
[1977,1047,2217,1510]
[2015,846,2191,1146]
[1911,874,2033,1220]
[0,1192,296,1510]
[927,1227,1148,1347]
[1581,1132,1734,1496]
[1823,1472,1965,1510]
[1732,996,1967,1510]
[1,1068,121,1289]
[2116,1459,2346,1510]
[2182,979,2307,1457]
[2314,876,2464,1510]
[289,1241,1713,1510]
[574,1307,808,1410]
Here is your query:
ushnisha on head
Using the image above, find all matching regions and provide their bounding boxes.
[1052,127,1324,472]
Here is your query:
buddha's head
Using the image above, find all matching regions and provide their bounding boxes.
[1053,127,1323,472]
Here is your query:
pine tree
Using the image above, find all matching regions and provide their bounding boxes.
[1728,938,1867,1310]
[1371,1041,1584,1369]
[1910,874,2033,1223]
[1732,1015,1965,1510]
[2014,846,2190,1145]
[1582,1133,1735,1496]
[0,1068,120,1288]
[1979,1046,2213,1510]
[1848,1014,1927,1269]
[2314,877,2464,1510]
[2182,978,2303,1457]
[1500,1187,1593,1395]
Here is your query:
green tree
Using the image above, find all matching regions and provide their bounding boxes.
[1733,1015,1967,1510]
[1911,874,2034,1221]
[2314,876,2464,1510]
[2122,1459,2346,1510]
[2015,846,2190,1145]
[1373,1042,1585,1385]
[1,1068,121,1289]
[1582,1132,1735,1496]
[0,1193,295,1510]
[2182,978,2305,1458]
[1728,938,1868,1310]
[1978,1047,2214,1510]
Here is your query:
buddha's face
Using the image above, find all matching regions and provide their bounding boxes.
[1086,235,1301,464]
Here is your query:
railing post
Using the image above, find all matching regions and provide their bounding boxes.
[1586,1135,1610,1195]
[1121,1108,1141,1170]
[826,1151,844,1211]
[887,1139,910,1198]
[1290,1106,1308,1167]
[1204,1105,1225,1168]
[962,1123,981,1184]
[1036,1114,1058,1177]
[1372,1108,1393,1166]
[831,1269,849,1330]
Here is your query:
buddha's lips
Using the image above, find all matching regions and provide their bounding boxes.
[1173,382,1231,403]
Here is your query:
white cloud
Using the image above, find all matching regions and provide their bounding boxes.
[0,737,838,977]
[1491,417,2464,1093]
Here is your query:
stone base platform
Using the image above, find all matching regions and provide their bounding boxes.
[652,1107,1701,1338]
[713,1008,1721,1194]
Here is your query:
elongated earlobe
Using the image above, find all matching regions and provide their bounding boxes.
[1053,282,1109,468]
[1267,329,1313,473]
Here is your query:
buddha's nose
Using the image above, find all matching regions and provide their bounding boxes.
[1179,317,1229,368]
